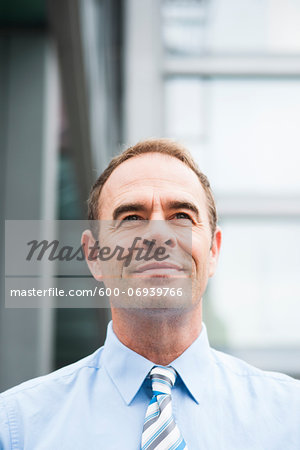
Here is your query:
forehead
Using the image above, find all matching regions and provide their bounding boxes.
[98,153,208,217]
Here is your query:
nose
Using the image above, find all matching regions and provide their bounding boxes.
[142,220,177,249]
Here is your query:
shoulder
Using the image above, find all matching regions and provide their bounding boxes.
[207,348,300,446]
[1,346,104,401]
[211,347,299,381]
[211,347,300,401]
[0,347,105,448]
[0,346,105,428]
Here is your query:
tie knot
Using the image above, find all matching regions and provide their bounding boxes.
[149,366,177,396]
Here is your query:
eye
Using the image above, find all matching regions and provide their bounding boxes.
[174,212,193,221]
[122,214,144,221]
[117,214,146,228]
[170,212,194,227]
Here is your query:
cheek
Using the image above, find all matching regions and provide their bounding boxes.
[98,231,135,277]
[191,239,211,273]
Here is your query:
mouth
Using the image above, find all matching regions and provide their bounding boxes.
[131,262,186,277]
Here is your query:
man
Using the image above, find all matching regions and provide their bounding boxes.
[1,139,299,449]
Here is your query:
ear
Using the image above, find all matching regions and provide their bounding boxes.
[81,229,103,281]
[208,226,222,278]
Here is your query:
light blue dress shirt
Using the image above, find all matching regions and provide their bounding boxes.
[1,321,300,449]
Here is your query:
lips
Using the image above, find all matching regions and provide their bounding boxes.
[131,262,186,277]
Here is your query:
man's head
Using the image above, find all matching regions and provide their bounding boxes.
[88,139,217,240]
[83,139,221,312]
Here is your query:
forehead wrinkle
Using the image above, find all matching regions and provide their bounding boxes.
[100,184,207,219]
[98,154,209,220]
[151,191,162,211]
[117,175,186,190]
[110,193,204,223]
[101,155,202,200]
[105,158,197,190]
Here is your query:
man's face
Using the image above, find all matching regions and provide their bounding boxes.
[89,153,221,309]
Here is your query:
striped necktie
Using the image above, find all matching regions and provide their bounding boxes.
[141,366,188,450]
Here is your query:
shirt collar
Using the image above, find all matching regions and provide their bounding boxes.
[171,322,214,404]
[102,321,154,406]
[101,320,214,406]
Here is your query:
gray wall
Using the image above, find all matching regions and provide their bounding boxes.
[0,33,55,391]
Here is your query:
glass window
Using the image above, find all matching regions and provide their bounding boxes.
[208,220,300,348]
[165,77,205,138]
[162,0,208,56]
[165,76,300,195]
[162,0,300,55]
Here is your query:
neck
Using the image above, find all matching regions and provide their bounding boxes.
[111,302,202,365]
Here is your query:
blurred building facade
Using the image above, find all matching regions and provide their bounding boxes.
[0,0,122,390]
[1,0,300,391]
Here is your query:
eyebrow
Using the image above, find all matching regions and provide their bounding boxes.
[112,200,200,221]
[113,203,148,220]
[168,201,200,220]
